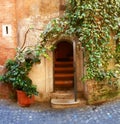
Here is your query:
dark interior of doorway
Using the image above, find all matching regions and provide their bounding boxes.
[54,41,74,91]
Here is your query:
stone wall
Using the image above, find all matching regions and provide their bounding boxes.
[85,80,120,105]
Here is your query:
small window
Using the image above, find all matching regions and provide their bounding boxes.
[2,24,12,37]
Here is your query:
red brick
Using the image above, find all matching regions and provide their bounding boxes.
[0,47,16,65]
[0,0,17,65]
[0,83,15,99]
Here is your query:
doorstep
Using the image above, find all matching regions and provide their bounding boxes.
[51,98,80,109]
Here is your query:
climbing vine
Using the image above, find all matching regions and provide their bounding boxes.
[1,0,120,87]
[40,0,120,83]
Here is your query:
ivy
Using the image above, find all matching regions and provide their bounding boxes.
[40,0,120,83]
[2,0,119,85]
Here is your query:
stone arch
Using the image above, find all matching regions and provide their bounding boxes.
[29,37,84,101]
[51,37,84,93]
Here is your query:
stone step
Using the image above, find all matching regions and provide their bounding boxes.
[54,73,74,80]
[55,80,73,87]
[51,91,74,99]
[51,98,80,108]
[55,61,73,64]
[51,91,86,99]
[55,61,73,67]
[50,91,87,108]
[55,67,74,73]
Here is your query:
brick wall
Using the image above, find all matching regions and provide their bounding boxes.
[0,65,15,99]
[0,0,17,65]
[0,0,17,99]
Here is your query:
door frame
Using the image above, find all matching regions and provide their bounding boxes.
[53,39,76,92]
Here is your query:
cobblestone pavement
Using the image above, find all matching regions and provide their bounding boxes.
[0,99,120,124]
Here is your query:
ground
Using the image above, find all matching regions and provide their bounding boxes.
[0,99,120,124]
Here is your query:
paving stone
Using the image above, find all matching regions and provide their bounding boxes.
[1,99,120,124]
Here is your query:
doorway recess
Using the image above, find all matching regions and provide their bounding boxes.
[54,41,74,91]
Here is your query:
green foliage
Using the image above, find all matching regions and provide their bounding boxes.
[0,27,53,97]
[115,42,120,63]
[1,0,120,94]
[40,0,120,83]
[0,59,38,97]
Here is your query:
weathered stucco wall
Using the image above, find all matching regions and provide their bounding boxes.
[29,54,53,102]
[0,0,84,102]
[0,0,117,103]
[15,0,60,101]
[16,0,60,20]
[16,0,60,47]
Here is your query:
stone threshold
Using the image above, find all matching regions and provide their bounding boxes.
[51,98,80,109]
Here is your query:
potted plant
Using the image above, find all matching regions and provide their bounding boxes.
[0,25,54,106]
[0,55,39,107]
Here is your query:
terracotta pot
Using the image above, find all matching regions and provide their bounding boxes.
[17,90,34,107]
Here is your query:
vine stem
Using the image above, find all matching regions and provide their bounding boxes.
[20,28,42,52]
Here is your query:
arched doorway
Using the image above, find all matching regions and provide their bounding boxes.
[54,41,74,91]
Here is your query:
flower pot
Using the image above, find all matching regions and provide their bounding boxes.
[17,90,34,107]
